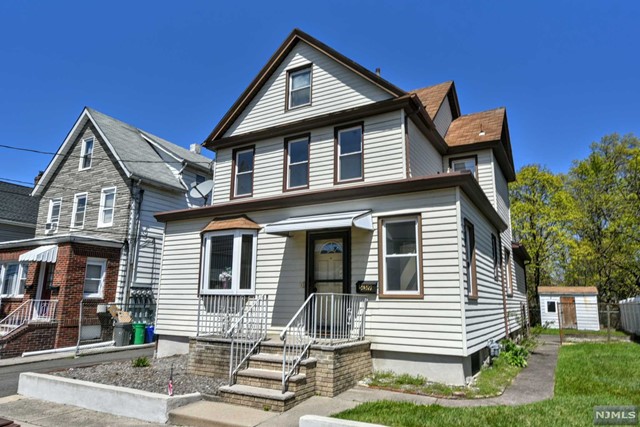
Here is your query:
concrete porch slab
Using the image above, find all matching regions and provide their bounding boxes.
[170,401,277,427]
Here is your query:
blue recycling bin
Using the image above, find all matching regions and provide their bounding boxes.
[145,325,155,343]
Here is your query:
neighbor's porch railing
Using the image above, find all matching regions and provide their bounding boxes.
[280,293,368,392]
[227,294,269,385]
[0,299,58,336]
[196,294,253,337]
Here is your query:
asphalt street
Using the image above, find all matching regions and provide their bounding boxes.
[0,347,154,397]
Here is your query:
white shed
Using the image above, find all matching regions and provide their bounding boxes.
[538,286,599,331]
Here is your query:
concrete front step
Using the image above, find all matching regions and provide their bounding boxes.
[219,384,296,412]
[169,400,276,427]
[236,368,306,391]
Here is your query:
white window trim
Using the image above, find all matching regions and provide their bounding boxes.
[547,300,557,313]
[450,157,477,178]
[234,149,254,197]
[287,137,309,189]
[0,263,27,298]
[200,230,258,295]
[98,187,117,228]
[381,217,421,296]
[47,198,62,232]
[79,137,94,171]
[71,192,88,229]
[505,248,513,296]
[83,258,107,298]
[337,126,363,182]
[288,66,312,109]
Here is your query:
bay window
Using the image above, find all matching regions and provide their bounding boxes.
[380,216,422,297]
[201,230,257,294]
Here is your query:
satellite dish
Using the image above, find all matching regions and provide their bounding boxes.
[189,180,213,204]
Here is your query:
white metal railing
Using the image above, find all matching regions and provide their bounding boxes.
[280,293,368,392]
[227,294,269,385]
[196,295,252,336]
[619,298,640,335]
[0,299,58,335]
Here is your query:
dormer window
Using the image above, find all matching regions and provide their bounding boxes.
[79,138,94,170]
[449,156,477,178]
[287,65,312,109]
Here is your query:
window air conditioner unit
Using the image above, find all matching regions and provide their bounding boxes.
[45,222,58,234]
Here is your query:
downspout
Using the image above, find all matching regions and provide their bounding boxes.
[123,179,144,306]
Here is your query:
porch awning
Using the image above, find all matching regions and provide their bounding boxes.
[18,245,58,263]
[264,210,373,236]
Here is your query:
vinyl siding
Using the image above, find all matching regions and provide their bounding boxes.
[213,111,404,204]
[224,41,392,137]
[156,188,466,356]
[495,159,510,224]
[539,294,599,331]
[433,96,453,137]
[407,119,443,178]
[0,224,35,242]
[459,191,507,354]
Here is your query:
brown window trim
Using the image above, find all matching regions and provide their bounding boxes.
[464,218,478,298]
[230,145,255,200]
[505,248,513,297]
[491,233,499,280]
[449,154,479,179]
[285,64,313,112]
[283,133,311,192]
[378,214,424,299]
[334,122,365,185]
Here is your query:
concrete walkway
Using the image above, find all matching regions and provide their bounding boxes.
[0,337,560,427]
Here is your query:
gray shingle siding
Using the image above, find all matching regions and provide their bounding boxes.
[35,123,132,240]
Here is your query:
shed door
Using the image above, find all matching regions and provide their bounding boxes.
[560,296,577,329]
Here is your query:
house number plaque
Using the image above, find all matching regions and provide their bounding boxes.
[356,281,377,294]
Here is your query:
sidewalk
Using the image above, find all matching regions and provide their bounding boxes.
[0,337,560,427]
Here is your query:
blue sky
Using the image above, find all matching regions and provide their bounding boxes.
[1,1,638,186]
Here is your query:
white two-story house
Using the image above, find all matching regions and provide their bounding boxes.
[153,29,528,401]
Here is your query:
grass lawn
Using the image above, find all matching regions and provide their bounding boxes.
[334,342,640,427]
[533,326,628,337]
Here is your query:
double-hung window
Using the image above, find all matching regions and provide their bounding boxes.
[504,248,513,295]
[84,258,107,298]
[285,135,309,190]
[201,230,257,294]
[491,234,499,280]
[232,148,254,198]
[71,193,88,229]
[98,187,116,227]
[46,198,62,232]
[0,263,27,297]
[450,156,477,178]
[79,137,94,170]
[336,124,364,182]
[287,65,311,109]
[380,217,422,297]
[464,220,478,297]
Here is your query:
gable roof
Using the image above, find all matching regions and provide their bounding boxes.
[33,108,212,196]
[411,81,460,120]
[204,28,407,146]
[445,107,516,181]
[0,181,39,226]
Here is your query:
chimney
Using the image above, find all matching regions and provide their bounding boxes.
[375,68,381,77]
[189,143,202,155]
[34,170,44,186]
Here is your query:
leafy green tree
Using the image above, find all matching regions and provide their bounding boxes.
[510,165,570,305]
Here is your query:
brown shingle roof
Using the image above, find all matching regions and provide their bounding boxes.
[202,216,261,233]
[410,81,453,119]
[445,107,505,147]
[538,286,598,295]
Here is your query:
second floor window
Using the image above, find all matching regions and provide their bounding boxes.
[47,198,62,231]
[233,148,254,198]
[287,65,312,109]
[336,124,364,183]
[71,193,88,229]
[79,137,94,170]
[450,156,477,178]
[285,135,309,190]
[98,187,116,227]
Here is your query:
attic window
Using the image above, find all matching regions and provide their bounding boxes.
[449,156,477,179]
[287,65,312,109]
[79,138,94,170]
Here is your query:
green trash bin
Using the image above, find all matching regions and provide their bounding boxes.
[132,323,146,345]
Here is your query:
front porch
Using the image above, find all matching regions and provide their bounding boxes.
[188,292,372,411]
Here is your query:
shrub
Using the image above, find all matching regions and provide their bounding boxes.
[500,339,529,368]
[132,356,151,368]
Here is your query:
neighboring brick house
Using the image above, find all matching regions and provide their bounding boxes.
[0,107,212,357]
[0,181,38,242]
